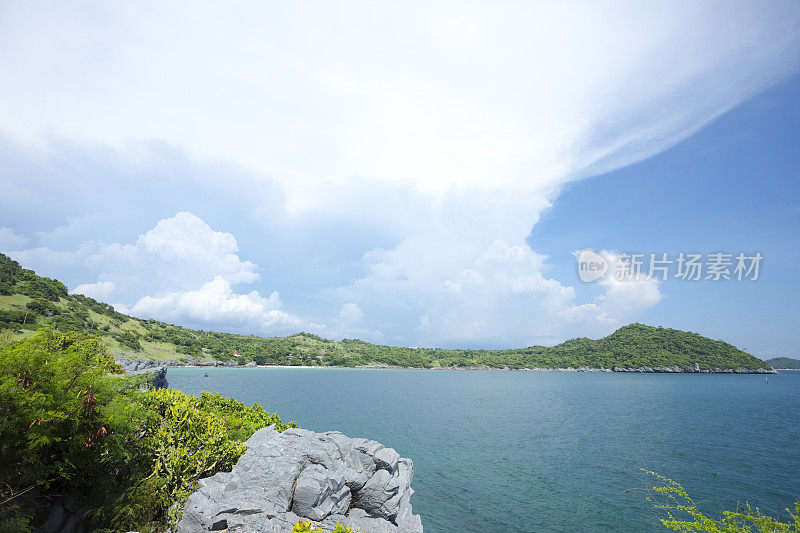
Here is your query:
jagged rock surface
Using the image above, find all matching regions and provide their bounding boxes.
[114,356,169,389]
[177,427,423,533]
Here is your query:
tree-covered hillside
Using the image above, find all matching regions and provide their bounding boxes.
[764,357,800,369]
[0,252,772,370]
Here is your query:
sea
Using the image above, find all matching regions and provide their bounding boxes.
[167,367,800,532]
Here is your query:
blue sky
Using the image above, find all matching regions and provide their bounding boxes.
[0,2,799,356]
[531,75,800,356]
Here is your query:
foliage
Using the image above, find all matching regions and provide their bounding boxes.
[0,326,296,532]
[293,521,356,533]
[113,331,143,351]
[645,470,800,532]
[69,293,127,321]
[0,308,31,325]
[106,388,296,530]
[25,298,60,316]
[0,327,138,531]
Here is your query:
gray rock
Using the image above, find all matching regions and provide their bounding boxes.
[177,426,422,533]
[610,363,774,374]
[292,464,350,520]
[115,356,168,389]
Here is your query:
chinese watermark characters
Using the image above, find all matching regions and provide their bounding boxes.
[577,249,762,283]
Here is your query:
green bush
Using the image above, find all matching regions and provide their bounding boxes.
[109,388,297,529]
[0,327,297,532]
[0,327,138,531]
[25,298,60,316]
[112,331,142,351]
[645,470,800,532]
[16,278,68,302]
[293,521,355,533]
[0,309,30,325]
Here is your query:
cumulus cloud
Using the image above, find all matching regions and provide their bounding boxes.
[6,212,303,335]
[129,276,301,333]
[87,212,258,293]
[87,213,300,333]
[560,251,663,330]
[328,236,663,346]
[72,280,116,300]
[338,303,364,323]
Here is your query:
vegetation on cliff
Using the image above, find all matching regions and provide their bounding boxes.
[0,327,295,532]
[293,522,355,533]
[0,253,771,371]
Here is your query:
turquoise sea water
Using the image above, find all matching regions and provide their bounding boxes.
[167,368,800,532]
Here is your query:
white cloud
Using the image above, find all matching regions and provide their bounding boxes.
[8,212,302,335]
[0,227,28,250]
[132,213,255,280]
[3,212,257,306]
[72,280,116,300]
[87,212,258,291]
[560,251,663,329]
[0,2,797,199]
[330,237,662,346]
[338,303,364,323]
[83,213,298,333]
[0,2,798,346]
[130,276,301,333]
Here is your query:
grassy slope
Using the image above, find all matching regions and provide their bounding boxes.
[0,293,186,360]
[0,252,772,370]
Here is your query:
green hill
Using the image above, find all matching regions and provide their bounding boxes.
[0,252,772,371]
[764,357,800,369]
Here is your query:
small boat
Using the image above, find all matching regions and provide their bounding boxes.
[204,372,209,377]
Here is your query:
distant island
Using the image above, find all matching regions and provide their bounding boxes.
[764,356,800,369]
[0,252,774,373]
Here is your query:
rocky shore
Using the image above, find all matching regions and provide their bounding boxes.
[116,356,778,374]
[177,426,423,533]
[436,364,777,373]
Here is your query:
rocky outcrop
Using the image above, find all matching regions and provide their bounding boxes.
[169,357,240,367]
[115,356,169,389]
[611,363,777,374]
[177,427,423,533]
[437,364,776,373]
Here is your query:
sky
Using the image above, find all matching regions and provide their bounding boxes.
[0,1,799,356]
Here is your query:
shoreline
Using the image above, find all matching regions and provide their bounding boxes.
[167,363,778,374]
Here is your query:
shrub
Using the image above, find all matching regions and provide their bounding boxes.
[16,278,68,302]
[113,331,142,351]
[25,299,60,316]
[645,470,800,532]
[0,327,138,530]
[111,388,297,529]
[0,327,297,532]
[0,309,30,324]
[293,521,355,533]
